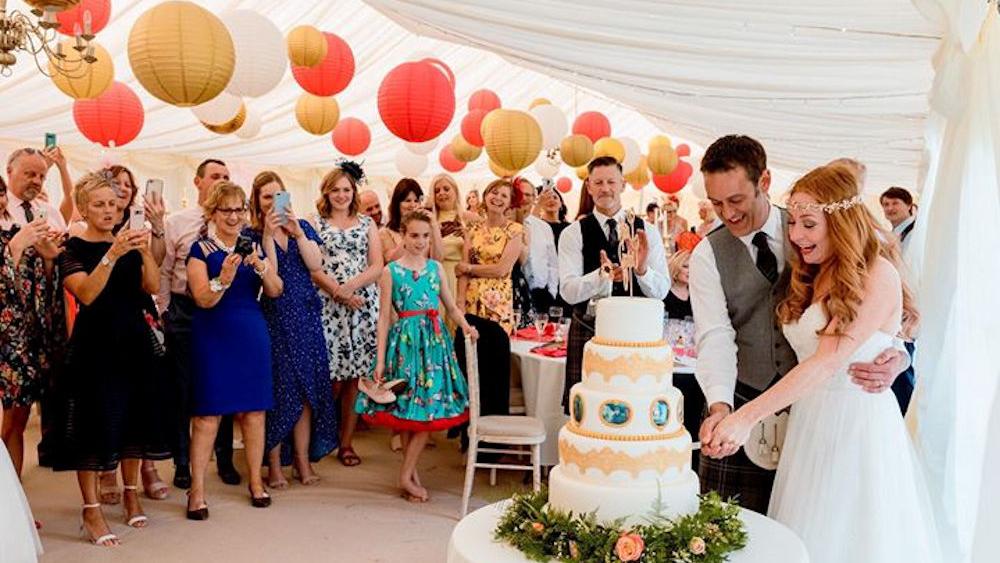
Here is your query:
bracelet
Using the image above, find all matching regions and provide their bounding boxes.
[151,228,165,239]
[254,261,269,277]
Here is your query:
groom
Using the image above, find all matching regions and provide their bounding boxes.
[690,135,907,513]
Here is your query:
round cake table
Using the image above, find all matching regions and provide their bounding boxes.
[447,501,810,563]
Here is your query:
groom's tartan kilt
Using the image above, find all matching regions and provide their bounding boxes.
[562,312,596,415]
[698,382,777,514]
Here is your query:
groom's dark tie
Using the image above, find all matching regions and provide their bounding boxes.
[752,231,778,283]
[605,218,619,263]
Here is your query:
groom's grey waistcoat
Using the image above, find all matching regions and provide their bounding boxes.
[706,222,797,395]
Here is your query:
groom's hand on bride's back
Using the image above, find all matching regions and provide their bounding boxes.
[699,403,733,459]
[848,347,906,394]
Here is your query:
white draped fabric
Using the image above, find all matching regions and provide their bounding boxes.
[906,2,1000,561]
[365,0,939,192]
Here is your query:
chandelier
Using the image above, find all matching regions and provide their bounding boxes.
[0,0,97,78]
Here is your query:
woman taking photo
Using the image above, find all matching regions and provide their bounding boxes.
[247,171,338,488]
[48,171,170,546]
[186,182,283,520]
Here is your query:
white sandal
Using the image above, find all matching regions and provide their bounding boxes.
[122,486,149,528]
[80,503,119,547]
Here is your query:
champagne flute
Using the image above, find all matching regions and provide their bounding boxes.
[511,311,522,336]
[534,313,548,341]
[557,317,572,343]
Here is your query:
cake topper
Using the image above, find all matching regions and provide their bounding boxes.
[617,210,639,296]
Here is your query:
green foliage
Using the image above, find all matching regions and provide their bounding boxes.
[494,488,747,562]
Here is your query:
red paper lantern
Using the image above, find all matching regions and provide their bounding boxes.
[57,0,111,36]
[461,110,487,147]
[292,32,355,96]
[439,144,466,173]
[676,143,691,157]
[468,89,500,113]
[72,81,144,148]
[572,111,611,143]
[331,117,370,156]
[653,161,693,193]
[676,231,702,252]
[556,176,572,193]
[378,58,456,143]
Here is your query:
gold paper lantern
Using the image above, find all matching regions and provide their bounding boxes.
[481,109,542,171]
[560,134,594,167]
[295,93,340,135]
[648,145,679,175]
[593,137,625,163]
[25,0,79,13]
[286,25,328,68]
[202,103,247,134]
[648,134,672,151]
[451,133,482,162]
[529,98,551,109]
[128,1,235,107]
[576,164,589,180]
[625,155,650,188]
[50,41,113,99]
[489,159,519,178]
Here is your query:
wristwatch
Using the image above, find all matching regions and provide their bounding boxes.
[209,278,229,293]
[99,255,113,268]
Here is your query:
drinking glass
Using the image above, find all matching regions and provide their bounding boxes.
[511,311,522,336]
[534,313,549,340]
[548,306,563,325]
[557,318,572,343]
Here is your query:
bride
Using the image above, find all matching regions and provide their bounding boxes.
[708,164,941,563]
[0,404,42,561]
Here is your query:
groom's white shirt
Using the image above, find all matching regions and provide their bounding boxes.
[690,204,786,408]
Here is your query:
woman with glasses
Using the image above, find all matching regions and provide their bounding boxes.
[184,182,282,520]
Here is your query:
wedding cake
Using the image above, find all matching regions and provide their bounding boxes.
[548,297,700,525]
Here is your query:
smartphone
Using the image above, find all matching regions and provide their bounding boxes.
[273,191,291,223]
[44,132,56,149]
[129,206,146,231]
[145,179,164,199]
[36,206,48,221]
[234,234,255,258]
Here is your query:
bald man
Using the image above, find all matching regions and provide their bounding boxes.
[358,190,383,226]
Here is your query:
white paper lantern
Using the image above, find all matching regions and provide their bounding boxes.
[406,138,438,155]
[530,103,567,149]
[235,107,262,139]
[534,154,560,179]
[192,91,242,125]
[222,10,287,98]
[396,146,428,177]
[620,137,642,174]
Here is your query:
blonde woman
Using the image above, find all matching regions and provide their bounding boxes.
[430,173,465,295]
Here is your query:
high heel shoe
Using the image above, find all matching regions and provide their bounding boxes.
[80,503,119,547]
[249,486,271,508]
[121,486,149,528]
[185,492,209,521]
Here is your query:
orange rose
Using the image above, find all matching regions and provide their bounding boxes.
[530,522,544,534]
[615,533,645,561]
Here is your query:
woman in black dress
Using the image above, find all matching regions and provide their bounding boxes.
[663,249,692,319]
[48,172,169,547]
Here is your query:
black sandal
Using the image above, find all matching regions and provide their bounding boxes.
[249,487,271,508]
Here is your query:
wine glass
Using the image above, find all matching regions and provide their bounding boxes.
[511,311,522,336]
[557,318,572,343]
[548,306,563,325]
[534,313,549,341]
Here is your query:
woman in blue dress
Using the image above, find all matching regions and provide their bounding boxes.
[186,182,283,520]
[247,171,338,488]
[356,211,476,502]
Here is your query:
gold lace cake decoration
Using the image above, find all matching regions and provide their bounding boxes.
[590,337,668,348]
[559,439,690,476]
[566,422,686,442]
[583,348,673,383]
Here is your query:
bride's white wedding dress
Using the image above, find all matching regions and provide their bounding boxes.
[771,303,941,563]
[0,444,41,562]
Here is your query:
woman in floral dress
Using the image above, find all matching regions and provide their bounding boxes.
[311,163,382,467]
[456,179,524,334]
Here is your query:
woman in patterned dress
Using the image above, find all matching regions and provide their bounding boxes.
[311,164,383,467]
[456,179,524,334]
[356,211,476,502]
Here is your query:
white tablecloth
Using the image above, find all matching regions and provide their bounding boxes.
[448,501,810,563]
[509,338,695,466]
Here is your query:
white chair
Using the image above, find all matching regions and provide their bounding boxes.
[460,336,545,518]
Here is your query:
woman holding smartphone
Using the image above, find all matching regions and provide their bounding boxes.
[247,171,337,488]
[185,182,282,520]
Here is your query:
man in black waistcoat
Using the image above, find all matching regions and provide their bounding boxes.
[557,156,671,412]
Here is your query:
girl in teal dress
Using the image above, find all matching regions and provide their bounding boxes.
[356,211,477,502]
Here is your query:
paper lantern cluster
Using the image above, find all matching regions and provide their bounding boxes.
[73,81,144,147]
[379,58,456,143]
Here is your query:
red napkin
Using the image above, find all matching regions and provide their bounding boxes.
[515,324,556,341]
[531,343,567,357]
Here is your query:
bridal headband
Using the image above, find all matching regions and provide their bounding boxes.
[788,194,863,214]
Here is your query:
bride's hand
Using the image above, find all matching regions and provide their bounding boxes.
[707,410,754,458]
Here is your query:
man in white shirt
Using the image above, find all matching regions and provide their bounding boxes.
[6,148,69,231]
[558,156,670,411]
[160,159,240,489]
[690,135,908,512]
[880,186,916,254]
[522,183,560,314]
[358,190,383,226]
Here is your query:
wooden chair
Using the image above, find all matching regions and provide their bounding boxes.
[460,336,545,518]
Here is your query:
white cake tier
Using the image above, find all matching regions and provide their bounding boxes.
[581,340,674,392]
[548,465,700,525]
[558,425,692,485]
[568,383,685,436]
[594,297,665,343]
